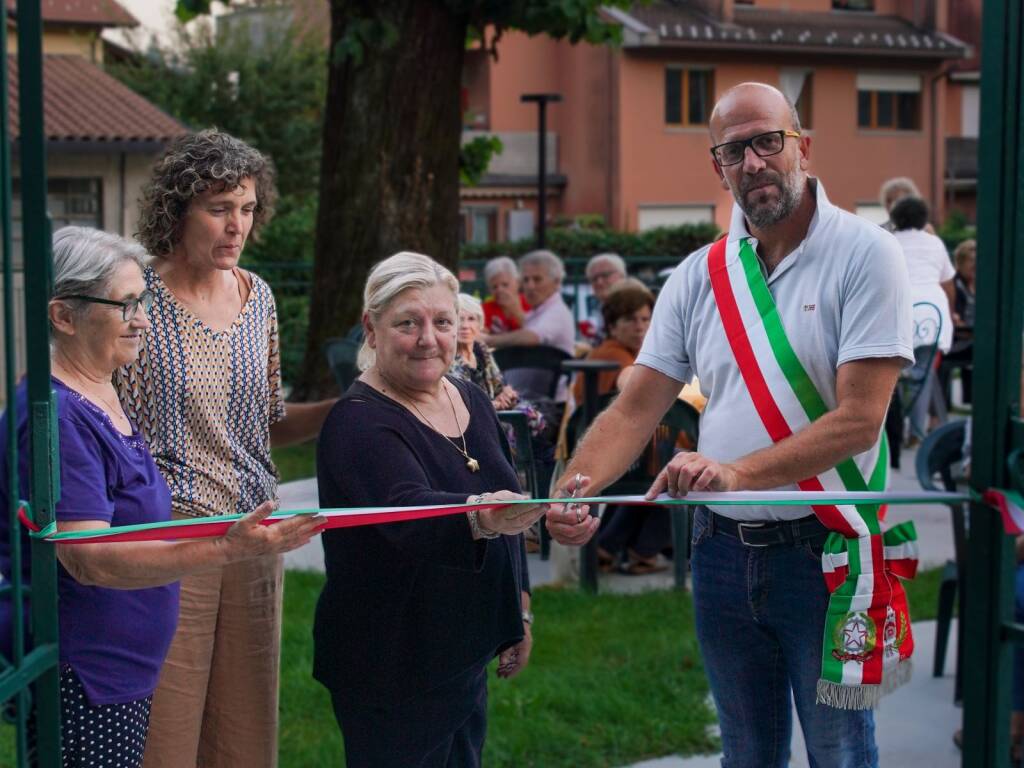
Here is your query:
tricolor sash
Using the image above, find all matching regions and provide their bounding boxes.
[707,236,918,710]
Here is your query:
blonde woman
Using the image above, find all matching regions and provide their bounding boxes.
[314,252,545,766]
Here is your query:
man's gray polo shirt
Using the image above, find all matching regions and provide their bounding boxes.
[636,179,914,521]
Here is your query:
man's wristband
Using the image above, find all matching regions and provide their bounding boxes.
[521,609,534,626]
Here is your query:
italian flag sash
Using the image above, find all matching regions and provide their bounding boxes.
[707,236,918,710]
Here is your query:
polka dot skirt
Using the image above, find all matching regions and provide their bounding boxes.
[57,665,152,768]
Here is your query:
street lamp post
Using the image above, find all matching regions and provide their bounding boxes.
[520,93,561,248]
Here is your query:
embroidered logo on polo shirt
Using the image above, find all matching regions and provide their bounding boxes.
[803,304,816,312]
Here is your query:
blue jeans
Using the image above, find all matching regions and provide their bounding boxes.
[691,508,878,768]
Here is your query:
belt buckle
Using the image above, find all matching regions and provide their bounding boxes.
[738,522,770,547]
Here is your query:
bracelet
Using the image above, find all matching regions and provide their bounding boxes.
[467,497,500,540]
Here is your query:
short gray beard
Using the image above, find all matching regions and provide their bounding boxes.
[734,170,805,230]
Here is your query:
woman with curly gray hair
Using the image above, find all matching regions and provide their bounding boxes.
[113,129,336,768]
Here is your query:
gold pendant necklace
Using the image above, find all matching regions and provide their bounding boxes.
[382,374,480,473]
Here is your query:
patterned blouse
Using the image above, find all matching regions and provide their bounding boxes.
[451,342,505,399]
[113,265,286,518]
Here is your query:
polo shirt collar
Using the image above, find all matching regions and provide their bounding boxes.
[724,177,837,280]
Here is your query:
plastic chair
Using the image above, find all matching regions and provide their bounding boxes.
[916,418,968,701]
[492,345,572,400]
[497,410,549,559]
[324,337,360,393]
[900,300,944,414]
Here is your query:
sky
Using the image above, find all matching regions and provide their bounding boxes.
[103,0,230,52]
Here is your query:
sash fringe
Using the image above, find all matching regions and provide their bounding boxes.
[815,660,913,710]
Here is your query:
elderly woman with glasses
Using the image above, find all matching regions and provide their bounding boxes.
[112,129,336,768]
[315,252,545,766]
[0,227,321,768]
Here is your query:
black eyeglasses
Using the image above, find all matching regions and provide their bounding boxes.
[60,290,154,321]
[710,130,801,167]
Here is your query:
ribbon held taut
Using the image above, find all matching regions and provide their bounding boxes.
[17,490,969,544]
[707,235,912,709]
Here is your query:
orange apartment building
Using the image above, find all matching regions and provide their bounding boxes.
[460,0,970,244]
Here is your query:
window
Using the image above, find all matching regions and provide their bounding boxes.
[460,206,497,245]
[856,73,921,131]
[665,68,714,126]
[7,178,102,268]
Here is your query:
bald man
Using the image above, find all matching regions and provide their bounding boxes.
[545,83,913,766]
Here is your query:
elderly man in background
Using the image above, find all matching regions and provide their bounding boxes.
[481,256,530,334]
[584,252,627,342]
[484,250,575,403]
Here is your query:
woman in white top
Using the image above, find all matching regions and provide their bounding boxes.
[890,196,955,440]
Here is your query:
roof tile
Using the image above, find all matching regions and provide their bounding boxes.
[7,54,187,145]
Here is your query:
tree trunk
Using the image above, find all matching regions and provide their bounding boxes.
[293,0,467,399]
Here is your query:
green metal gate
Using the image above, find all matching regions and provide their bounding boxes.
[961,0,1024,766]
[0,1,62,765]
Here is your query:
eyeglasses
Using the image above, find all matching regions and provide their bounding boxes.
[60,290,154,321]
[588,270,620,283]
[710,130,801,167]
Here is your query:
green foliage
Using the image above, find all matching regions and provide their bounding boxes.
[110,20,326,201]
[460,135,504,186]
[110,17,325,385]
[331,17,401,66]
[462,0,635,45]
[461,221,720,261]
[174,0,213,23]
[937,209,977,255]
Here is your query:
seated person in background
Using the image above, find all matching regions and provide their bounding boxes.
[953,238,976,330]
[572,278,653,404]
[481,256,529,334]
[452,293,552,505]
[583,253,627,343]
[453,293,519,410]
[563,279,667,574]
[484,250,576,404]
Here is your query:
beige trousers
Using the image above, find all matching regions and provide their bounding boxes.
[142,553,284,768]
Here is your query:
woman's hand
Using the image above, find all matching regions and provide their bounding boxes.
[492,386,518,410]
[546,474,600,546]
[496,625,532,679]
[220,502,325,562]
[474,491,547,536]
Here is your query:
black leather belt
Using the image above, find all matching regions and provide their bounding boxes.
[709,511,827,547]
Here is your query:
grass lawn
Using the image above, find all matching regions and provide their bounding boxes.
[272,440,317,483]
[0,566,952,767]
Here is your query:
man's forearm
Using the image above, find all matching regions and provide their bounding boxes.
[732,405,882,490]
[562,405,660,494]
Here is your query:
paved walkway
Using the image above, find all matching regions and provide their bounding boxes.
[622,618,961,767]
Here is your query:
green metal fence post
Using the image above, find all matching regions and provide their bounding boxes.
[961,1,1024,766]
[17,0,61,765]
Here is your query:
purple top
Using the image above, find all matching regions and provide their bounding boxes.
[0,377,179,705]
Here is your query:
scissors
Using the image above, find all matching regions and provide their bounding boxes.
[568,473,584,524]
